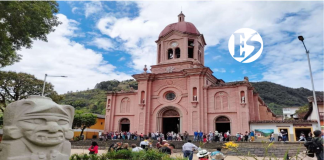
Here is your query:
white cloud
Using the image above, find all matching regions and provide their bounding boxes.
[69,1,322,91]
[84,2,103,18]
[3,14,132,94]
[90,37,114,51]
[118,57,126,61]
[72,7,78,14]
[213,68,226,73]
[212,55,222,60]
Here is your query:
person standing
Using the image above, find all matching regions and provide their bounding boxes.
[140,133,144,141]
[127,131,131,140]
[250,131,255,142]
[270,133,275,142]
[214,131,219,142]
[244,131,249,142]
[226,131,230,141]
[183,140,199,160]
[278,131,283,141]
[298,132,305,141]
[307,132,313,141]
[184,131,189,141]
[281,130,288,142]
[194,131,198,142]
[209,131,214,142]
[219,132,223,142]
[88,141,99,155]
[305,130,323,160]
[199,131,204,142]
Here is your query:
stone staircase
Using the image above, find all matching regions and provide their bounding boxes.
[71,139,307,158]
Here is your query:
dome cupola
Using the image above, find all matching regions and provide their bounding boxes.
[158,12,200,38]
[154,12,206,70]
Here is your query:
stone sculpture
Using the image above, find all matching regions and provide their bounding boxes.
[0,95,75,160]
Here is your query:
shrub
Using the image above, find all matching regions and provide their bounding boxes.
[70,149,186,160]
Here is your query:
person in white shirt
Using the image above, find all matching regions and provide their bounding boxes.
[131,144,143,152]
[140,137,149,150]
[182,140,198,160]
[209,131,214,142]
[173,132,177,141]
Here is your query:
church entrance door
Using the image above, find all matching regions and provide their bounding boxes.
[215,116,231,134]
[120,118,130,132]
[162,109,180,134]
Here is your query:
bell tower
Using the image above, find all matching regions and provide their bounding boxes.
[155,12,206,67]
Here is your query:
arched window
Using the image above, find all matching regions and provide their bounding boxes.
[141,91,145,104]
[188,40,194,58]
[240,91,245,103]
[158,44,161,63]
[175,48,180,58]
[214,92,229,110]
[120,97,130,113]
[193,87,197,101]
[168,49,173,59]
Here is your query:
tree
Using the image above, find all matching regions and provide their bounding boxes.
[295,104,309,119]
[95,80,120,91]
[0,1,61,67]
[72,110,97,139]
[0,71,61,112]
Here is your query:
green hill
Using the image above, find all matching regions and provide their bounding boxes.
[251,81,322,115]
[59,80,322,116]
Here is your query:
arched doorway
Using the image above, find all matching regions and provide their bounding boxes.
[119,118,130,132]
[162,109,180,134]
[215,116,231,134]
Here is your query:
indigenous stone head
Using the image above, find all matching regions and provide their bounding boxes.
[0,95,75,160]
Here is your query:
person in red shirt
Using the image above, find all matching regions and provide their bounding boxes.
[88,141,99,154]
[203,134,207,143]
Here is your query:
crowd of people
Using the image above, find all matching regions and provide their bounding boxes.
[98,130,290,143]
[99,131,190,141]
[96,129,321,144]
[90,130,323,160]
[193,130,257,143]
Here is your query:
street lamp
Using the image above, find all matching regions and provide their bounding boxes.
[41,74,67,96]
[298,36,321,129]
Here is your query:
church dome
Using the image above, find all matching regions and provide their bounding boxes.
[158,12,200,38]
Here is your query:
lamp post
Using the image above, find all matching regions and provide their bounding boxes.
[41,74,67,96]
[298,36,321,130]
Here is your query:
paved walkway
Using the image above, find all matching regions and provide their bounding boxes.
[71,149,318,160]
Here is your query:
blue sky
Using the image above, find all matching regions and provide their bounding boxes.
[3,1,323,94]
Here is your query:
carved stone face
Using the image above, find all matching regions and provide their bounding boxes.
[17,115,70,146]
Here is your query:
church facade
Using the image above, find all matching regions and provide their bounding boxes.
[104,12,277,135]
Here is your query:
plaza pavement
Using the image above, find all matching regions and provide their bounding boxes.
[70,149,318,160]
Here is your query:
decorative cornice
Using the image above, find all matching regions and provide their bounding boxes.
[107,91,137,96]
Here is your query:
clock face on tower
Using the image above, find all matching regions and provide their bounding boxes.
[171,42,178,47]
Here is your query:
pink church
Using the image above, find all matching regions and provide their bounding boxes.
[104,12,277,135]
